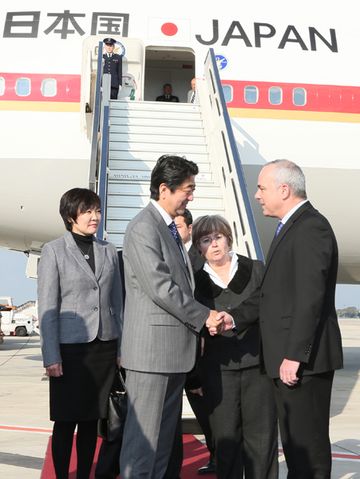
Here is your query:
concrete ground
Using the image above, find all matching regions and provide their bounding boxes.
[0,319,359,478]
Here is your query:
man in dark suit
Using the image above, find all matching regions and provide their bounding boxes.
[156,83,179,102]
[175,209,204,274]
[233,159,343,478]
[103,38,123,100]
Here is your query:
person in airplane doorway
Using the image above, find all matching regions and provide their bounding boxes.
[103,37,123,100]
[187,78,198,104]
[38,188,123,479]
[191,215,279,479]
[156,83,180,102]
[232,160,343,478]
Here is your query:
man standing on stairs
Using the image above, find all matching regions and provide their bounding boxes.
[120,155,231,479]
[103,37,123,100]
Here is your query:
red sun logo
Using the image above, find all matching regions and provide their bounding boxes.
[161,22,178,36]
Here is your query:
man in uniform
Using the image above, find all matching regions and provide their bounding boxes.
[103,38,123,100]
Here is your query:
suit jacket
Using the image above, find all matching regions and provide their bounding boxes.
[121,202,210,374]
[103,53,122,88]
[187,89,198,103]
[195,256,263,370]
[38,231,123,367]
[188,243,204,273]
[234,202,343,378]
[156,94,179,102]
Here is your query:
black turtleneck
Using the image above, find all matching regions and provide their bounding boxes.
[71,232,95,273]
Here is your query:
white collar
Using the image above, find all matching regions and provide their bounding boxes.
[281,199,308,225]
[150,199,173,226]
[203,251,238,289]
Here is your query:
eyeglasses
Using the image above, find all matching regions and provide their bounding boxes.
[199,233,225,246]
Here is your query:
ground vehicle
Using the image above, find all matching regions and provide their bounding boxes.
[0,312,4,343]
[0,297,36,336]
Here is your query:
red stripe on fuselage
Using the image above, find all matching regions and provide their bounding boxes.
[0,73,80,102]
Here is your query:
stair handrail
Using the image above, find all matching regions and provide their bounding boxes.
[89,41,104,191]
[203,48,264,261]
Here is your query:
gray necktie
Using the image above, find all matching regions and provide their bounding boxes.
[190,91,196,103]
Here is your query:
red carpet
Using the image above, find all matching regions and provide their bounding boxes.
[41,434,212,478]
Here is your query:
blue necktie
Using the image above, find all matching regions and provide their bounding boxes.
[168,221,182,250]
[275,221,284,237]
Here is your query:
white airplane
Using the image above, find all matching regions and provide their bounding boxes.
[0,0,359,283]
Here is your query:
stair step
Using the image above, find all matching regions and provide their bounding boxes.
[110,100,200,113]
[109,141,208,154]
[107,182,223,197]
[110,125,204,135]
[108,160,211,173]
[107,196,224,210]
[109,117,203,129]
[109,133,206,145]
[108,151,208,163]
[110,109,201,121]
[107,170,214,184]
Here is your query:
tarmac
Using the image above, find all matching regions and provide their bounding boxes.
[0,319,359,478]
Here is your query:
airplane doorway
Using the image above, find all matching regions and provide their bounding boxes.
[144,47,195,103]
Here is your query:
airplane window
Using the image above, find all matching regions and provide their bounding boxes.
[16,77,31,96]
[269,86,282,105]
[222,85,233,103]
[0,77,5,96]
[244,86,258,104]
[293,87,306,106]
[41,78,57,97]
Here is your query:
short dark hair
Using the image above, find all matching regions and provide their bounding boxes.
[178,208,193,227]
[192,215,233,250]
[150,155,199,200]
[59,188,101,231]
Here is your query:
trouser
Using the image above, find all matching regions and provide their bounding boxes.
[120,370,185,479]
[202,366,278,479]
[273,371,334,479]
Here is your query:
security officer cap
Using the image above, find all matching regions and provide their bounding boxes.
[103,38,116,45]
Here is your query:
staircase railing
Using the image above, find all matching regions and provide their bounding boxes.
[202,48,264,260]
[88,40,111,240]
[89,41,104,191]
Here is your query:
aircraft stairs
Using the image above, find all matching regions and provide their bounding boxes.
[89,47,263,432]
[105,100,226,248]
[91,48,263,262]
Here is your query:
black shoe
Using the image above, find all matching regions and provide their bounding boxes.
[197,458,216,475]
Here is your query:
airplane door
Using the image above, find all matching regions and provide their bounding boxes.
[144,47,195,102]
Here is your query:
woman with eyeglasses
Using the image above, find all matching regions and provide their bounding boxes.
[38,188,123,479]
[191,215,278,479]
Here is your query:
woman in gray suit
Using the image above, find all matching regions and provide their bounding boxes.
[38,188,122,479]
[192,215,278,479]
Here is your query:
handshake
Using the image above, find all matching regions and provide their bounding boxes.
[205,310,235,336]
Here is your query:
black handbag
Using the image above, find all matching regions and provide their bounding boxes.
[98,368,127,442]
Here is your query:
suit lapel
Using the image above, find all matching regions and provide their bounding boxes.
[148,204,193,289]
[93,239,105,281]
[264,202,313,278]
[183,246,195,292]
[64,231,97,282]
